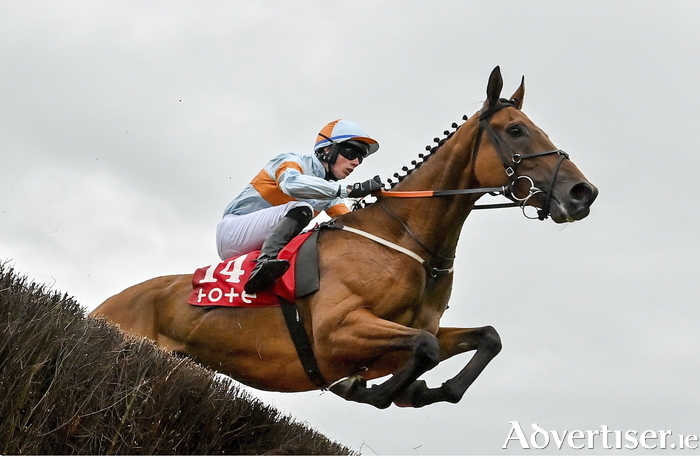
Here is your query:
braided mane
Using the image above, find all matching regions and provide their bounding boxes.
[350,114,471,211]
[384,114,469,190]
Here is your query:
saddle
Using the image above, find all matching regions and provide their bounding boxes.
[188,231,320,308]
[188,229,326,387]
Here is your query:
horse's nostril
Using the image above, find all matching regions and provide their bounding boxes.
[570,182,595,204]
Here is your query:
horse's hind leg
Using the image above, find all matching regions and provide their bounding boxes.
[391,326,502,408]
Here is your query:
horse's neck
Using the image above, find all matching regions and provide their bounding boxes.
[367,125,480,261]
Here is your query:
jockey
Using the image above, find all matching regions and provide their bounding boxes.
[216,119,383,293]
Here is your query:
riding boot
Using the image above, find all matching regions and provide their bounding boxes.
[244,206,313,293]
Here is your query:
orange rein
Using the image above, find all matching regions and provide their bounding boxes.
[378,190,436,198]
[376,187,521,210]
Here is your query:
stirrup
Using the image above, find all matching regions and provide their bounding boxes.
[244,259,290,293]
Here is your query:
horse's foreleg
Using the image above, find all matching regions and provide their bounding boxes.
[322,310,441,409]
[391,326,502,407]
[328,329,440,408]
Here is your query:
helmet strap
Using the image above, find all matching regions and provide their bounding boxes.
[315,133,340,178]
[315,133,337,158]
[324,165,338,181]
[315,146,339,181]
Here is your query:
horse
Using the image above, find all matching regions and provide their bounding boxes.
[91,67,598,409]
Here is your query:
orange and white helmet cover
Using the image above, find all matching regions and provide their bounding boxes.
[314,119,379,155]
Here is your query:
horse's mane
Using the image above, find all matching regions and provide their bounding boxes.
[384,115,469,190]
[349,114,470,211]
[383,97,517,190]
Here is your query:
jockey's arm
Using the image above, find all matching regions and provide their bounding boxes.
[277,167,349,200]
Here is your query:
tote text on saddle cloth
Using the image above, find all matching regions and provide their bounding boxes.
[188,231,313,307]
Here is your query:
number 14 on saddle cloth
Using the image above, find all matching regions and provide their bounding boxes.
[188,231,317,308]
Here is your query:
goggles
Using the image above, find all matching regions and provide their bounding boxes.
[337,142,369,163]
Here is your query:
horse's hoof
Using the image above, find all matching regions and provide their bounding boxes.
[329,376,393,409]
[328,375,366,400]
[392,380,428,408]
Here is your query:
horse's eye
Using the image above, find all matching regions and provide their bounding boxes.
[507,125,526,138]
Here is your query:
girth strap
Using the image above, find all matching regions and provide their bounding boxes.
[280,298,327,388]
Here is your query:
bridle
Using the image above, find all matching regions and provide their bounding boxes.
[477,99,570,220]
[380,99,571,221]
[336,100,573,277]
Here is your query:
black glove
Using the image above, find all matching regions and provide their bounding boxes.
[347,175,384,198]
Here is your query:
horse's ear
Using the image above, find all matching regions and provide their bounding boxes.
[484,66,503,109]
[510,76,525,109]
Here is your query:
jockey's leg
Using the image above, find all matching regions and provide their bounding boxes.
[244,204,313,293]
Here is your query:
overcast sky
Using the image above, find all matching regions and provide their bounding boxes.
[2,1,699,455]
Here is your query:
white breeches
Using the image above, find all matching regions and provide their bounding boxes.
[215,201,313,260]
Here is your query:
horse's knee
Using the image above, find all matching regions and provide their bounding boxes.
[481,325,502,355]
[414,331,440,370]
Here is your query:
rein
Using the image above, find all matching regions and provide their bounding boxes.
[379,100,571,220]
[334,101,572,280]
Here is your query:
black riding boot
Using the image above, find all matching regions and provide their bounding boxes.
[244,206,313,293]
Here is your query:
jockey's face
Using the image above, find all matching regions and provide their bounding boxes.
[330,152,360,180]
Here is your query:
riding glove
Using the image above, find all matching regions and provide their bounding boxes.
[347,176,384,198]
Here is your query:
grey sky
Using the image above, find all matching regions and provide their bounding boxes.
[2,1,699,455]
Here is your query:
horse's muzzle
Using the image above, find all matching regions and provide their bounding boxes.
[551,181,598,223]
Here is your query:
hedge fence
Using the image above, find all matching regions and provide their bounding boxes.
[0,262,353,455]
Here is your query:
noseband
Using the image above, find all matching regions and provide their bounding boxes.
[477,99,570,220]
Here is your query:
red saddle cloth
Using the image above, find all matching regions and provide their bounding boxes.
[188,231,314,307]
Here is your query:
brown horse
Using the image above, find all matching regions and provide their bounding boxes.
[91,67,597,409]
